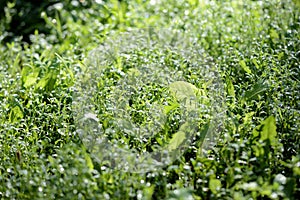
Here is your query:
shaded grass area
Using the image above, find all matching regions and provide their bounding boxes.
[0,0,299,199]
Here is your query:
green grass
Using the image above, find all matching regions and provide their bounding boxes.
[0,0,299,199]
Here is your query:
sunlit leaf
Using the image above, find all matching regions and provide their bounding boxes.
[23,70,39,88]
[226,76,235,98]
[9,106,23,123]
[84,152,94,171]
[169,81,199,111]
[167,130,186,151]
[209,178,221,194]
[36,71,58,91]
[239,60,252,74]
[253,116,277,145]
[164,101,179,115]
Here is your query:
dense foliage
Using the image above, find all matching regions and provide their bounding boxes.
[0,0,299,199]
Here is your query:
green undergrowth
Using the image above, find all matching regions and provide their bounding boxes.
[0,0,299,199]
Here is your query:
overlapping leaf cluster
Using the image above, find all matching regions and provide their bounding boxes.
[0,0,299,199]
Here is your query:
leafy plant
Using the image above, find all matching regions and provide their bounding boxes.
[0,0,299,199]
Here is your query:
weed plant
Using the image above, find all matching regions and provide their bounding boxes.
[0,0,299,199]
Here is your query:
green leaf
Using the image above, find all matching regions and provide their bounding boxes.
[209,178,221,194]
[13,53,21,69]
[169,81,199,111]
[84,152,94,171]
[198,122,210,148]
[167,130,186,151]
[243,80,268,101]
[239,60,252,74]
[253,116,277,145]
[23,70,40,88]
[252,58,260,69]
[143,185,155,200]
[164,101,179,115]
[36,74,50,89]
[226,76,235,98]
[169,81,198,99]
[166,122,191,151]
[9,106,24,123]
[48,155,55,164]
[270,29,279,41]
[36,71,57,91]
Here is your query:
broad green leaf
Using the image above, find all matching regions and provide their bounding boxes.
[209,178,221,194]
[164,101,179,115]
[9,106,24,123]
[166,122,190,151]
[169,81,198,99]
[244,81,268,101]
[36,71,57,91]
[169,81,199,111]
[48,155,55,164]
[167,130,186,151]
[239,60,252,74]
[36,73,51,89]
[23,70,39,88]
[253,116,277,145]
[143,185,155,200]
[84,152,94,171]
